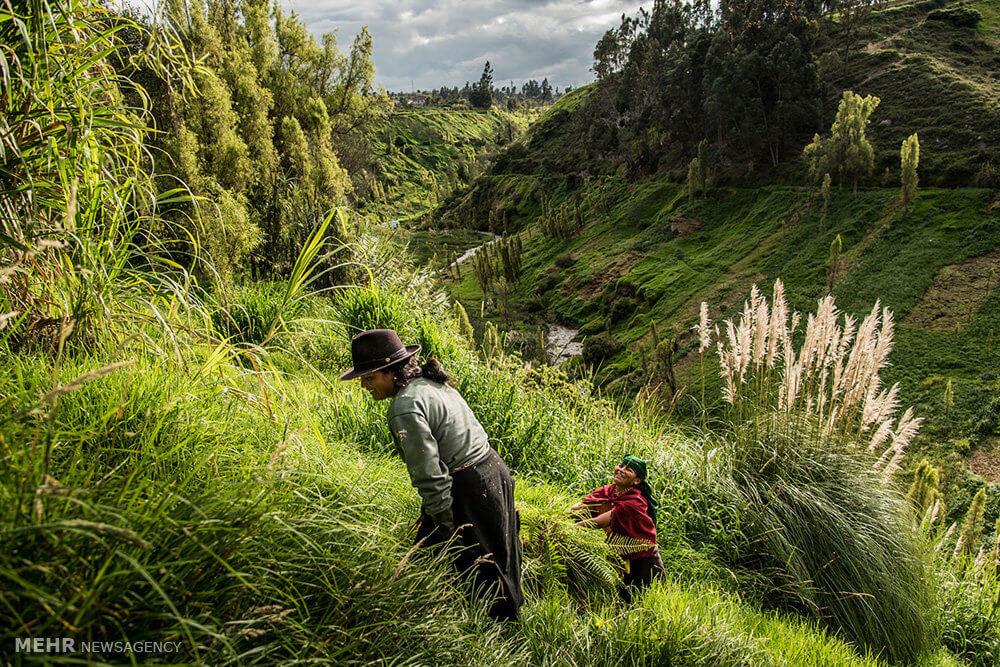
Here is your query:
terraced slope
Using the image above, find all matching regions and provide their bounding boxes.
[840,0,1000,183]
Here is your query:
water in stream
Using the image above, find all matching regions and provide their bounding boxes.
[546,324,582,366]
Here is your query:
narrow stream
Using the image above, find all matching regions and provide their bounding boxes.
[451,232,498,266]
[546,324,582,366]
[433,230,583,366]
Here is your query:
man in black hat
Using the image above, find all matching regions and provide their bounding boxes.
[341,329,523,622]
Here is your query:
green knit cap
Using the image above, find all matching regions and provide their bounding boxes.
[621,454,658,523]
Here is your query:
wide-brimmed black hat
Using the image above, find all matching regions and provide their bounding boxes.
[339,329,420,381]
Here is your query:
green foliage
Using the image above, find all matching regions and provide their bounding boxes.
[517,486,621,597]
[827,233,843,292]
[0,0,196,350]
[497,235,524,283]
[820,172,832,233]
[582,332,622,367]
[803,91,880,193]
[909,459,943,517]
[720,420,935,664]
[469,61,494,110]
[471,245,495,294]
[541,199,583,240]
[517,578,883,666]
[582,0,825,174]
[335,281,416,339]
[687,157,702,204]
[927,6,982,28]
[925,494,1000,665]
[481,320,502,362]
[698,139,710,192]
[211,282,292,347]
[153,0,384,282]
[453,301,474,342]
[0,355,513,664]
[937,561,1000,665]
[370,108,531,220]
[6,0,970,663]
[639,322,679,399]
[959,488,988,560]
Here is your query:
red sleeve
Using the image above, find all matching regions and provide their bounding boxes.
[581,484,613,505]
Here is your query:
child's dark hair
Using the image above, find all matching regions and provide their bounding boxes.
[391,357,450,390]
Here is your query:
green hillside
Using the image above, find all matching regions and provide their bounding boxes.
[437,0,1000,505]
[5,0,1000,664]
[437,0,1000,191]
[835,0,1000,184]
[363,109,535,222]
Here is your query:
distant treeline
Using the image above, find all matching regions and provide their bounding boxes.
[394,63,570,110]
[496,0,884,182]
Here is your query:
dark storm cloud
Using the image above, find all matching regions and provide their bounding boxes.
[283,0,652,91]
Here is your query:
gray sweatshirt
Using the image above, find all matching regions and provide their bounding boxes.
[388,377,492,515]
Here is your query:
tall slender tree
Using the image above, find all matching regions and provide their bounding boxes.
[900,132,919,212]
[803,91,880,196]
[469,61,494,109]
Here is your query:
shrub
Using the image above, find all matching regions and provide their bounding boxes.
[938,555,1000,664]
[973,396,1000,436]
[553,253,575,268]
[702,282,935,662]
[212,282,299,347]
[719,420,934,663]
[606,296,638,326]
[582,332,622,367]
[927,7,982,28]
[973,161,1000,188]
[334,282,416,339]
[537,273,560,292]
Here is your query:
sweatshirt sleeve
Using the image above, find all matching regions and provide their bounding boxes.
[389,410,453,515]
[581,484,612,505]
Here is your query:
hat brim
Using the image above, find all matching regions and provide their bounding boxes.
[339,344,421,381]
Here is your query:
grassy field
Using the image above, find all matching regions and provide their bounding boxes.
[834,0,1000,185]
[4,0,999,663]
[436,0,1000,526]
[3,244,982,664]
[363,108,537,222]
[443,173,1000,517]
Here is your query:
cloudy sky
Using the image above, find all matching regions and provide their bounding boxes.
[283,0,652,92]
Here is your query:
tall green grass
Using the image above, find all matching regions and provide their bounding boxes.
[720,419,934,663]
[0,1,984,663]
[0,354,510,663]
[0,0,198,351]
[319,282,942,662]
[2,278,958,664]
